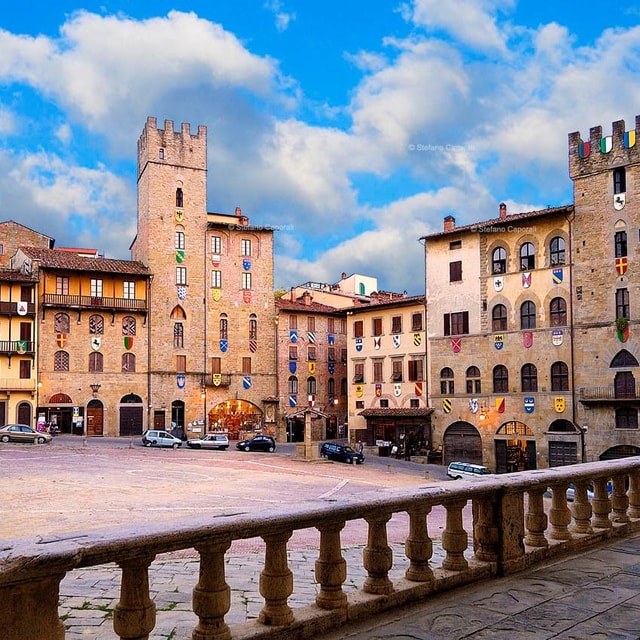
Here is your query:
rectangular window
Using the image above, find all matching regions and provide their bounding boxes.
[19,360,30,379]
[176,267,187,285]
[339,318,347,334]
[380,399,389,408]
[20,286,31,303]
[328,317,335,333]
[211,270,222,288]
[242,357,252,375]
[392,359,403,382]
[354,320,363,338]
[54,351,69,371]
[353,362,364,383]
[355,400,365,409]
[211,236,222,254]
[307,316,316,331]
[444,311,469,336]
[341,348,347,363]
[289,346,298,360]
[408,359,424,381]
[90,279,103,297]
[449,261,463,282]
[391,315,402,334]
[56,276,69,295]
[373,360,383,383]
[211,357,221,374]
[449,240,462,250]
[176,355,186,373]
[616,288,630,320]
[242,272,252,289]
[174,322,184,348]
[308,346,317,361]
[328,347,335,361]
[372,318,382,336]
[411,312,423,331]
[175,231,185,250]
[241,239,252,256]
[289,314,298,330]
[123,282,135,299]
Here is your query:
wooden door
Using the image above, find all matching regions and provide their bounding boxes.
[86,402,104,436]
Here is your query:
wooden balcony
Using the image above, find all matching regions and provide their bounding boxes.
[0,377,36,391]
[579,386,640,404]
[42,294,147,312]
[204,373,232,387]
[0,341,35,356]
[0,301,35,316]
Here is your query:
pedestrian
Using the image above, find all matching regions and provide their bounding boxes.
[357,440,364,454]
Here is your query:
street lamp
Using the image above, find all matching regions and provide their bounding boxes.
[201,386,207,431]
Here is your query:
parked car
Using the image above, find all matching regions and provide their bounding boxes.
[141,430,183,449]
[187,433,229,450]
[320,442,364,464]
[236,434,276,452]
[0,424,52,445]
[446,462,491,480]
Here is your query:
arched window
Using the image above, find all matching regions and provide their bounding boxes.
[520,301,536,329]
[249,314,257,340]
[615,230,628,258]
[466,366,481,394]
[550,297,567,326]
[122,316,136,336]
[122,352,136,372]
[55,313,70,333]
[175,230,185,250]
[550,236,566,266]
[492,247,506,274]
[521,363,537,392]
[551,361,569,391]
[54,351,69,371]
[288,376,298,394]
[176,187,184,208]
[219,314,228,339]
[493,365,508,393]
[611,350,639,368]
[519,242,535,270]
[328,377,336,396]
[492,304,507,331]
[89,351,103,373]
[307,376,317,395]
[89,314,104,334]
[440,367,454,394]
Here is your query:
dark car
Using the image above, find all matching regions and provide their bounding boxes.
[236,434,276,452]
[320,442,364,464]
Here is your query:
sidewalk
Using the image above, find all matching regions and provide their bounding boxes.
[60,532,640,639]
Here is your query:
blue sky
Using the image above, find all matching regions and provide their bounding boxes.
[2,1,640,294]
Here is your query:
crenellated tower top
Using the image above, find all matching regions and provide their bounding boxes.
[568,115,640,179]
[137,116,207,180]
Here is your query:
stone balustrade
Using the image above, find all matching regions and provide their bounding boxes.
[2,458,640,640]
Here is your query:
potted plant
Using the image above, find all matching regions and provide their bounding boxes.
[616,316,629,342]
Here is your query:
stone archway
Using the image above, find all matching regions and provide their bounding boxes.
[442,422,482,465]
[207,399,263,439]
[495,420,536,473]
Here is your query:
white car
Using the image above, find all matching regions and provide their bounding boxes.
[186,433,229,450]
[141,430,183,449]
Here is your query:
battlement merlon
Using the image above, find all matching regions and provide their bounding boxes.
[137,116,207,178]
[568,115,640,179]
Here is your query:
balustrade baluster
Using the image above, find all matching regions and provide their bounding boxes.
[591,478,613,529]
[363,513,394,595]
[611,476,630,523]
[524,488,548,547]
[570,481,593,535]
[258,530,294,626]
[629,469,640,519]
[442,499,468,571]
[315,522,347,609]
[405,506,434,582]
[192,538,232,640]
[548,484,572,541]
[113,554,156,640]
[473,497,499,562]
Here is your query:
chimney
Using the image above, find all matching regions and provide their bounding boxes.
[341,272,347,280]
[302,291,312,306]
[499,203,507,219]
[443,215,456,232]
[235,207,242,217]
[290,287,296,302]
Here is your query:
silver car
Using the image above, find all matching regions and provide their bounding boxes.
[141,430,182,448]
[186,433,229,450]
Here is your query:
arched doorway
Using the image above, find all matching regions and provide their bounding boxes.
[443,422,483,465]
[547,419,580,466]
[17,401,32,427]
[86,399,104,436]
[119,393,144,436]
[42,393,74,434]
[600,445,640,460]
[171,400,185,430]
[208,399,263,439]
[495,421,536,473]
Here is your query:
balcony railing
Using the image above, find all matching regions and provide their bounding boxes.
[1,458,639,640]
[579,386,640,403]
[42,294,147,311]
[204,373,232,387]
[0,377,35,391]
[0,301,35,316]
[0,340,35,355]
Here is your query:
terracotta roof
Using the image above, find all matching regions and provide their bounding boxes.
[358,407,434,418]
[0,268,38,283]
[349,295,425,312]
[420,204,574,240]
[19,247,150,276]
[276,298,346,314]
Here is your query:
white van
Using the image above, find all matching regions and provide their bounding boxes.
[447,461,491,479]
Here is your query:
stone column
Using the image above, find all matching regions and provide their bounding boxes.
[570,481,593,535]
[629,469,640,519]
[363,513,394,595]
[405,506,434,582]
[610,475,630,524]
[591,478,613,530]
[315,522,347,609]
[524,488,549,547]
[442,499,468,571]
[113,555,157,640]
[548,484,572,540]
[258,530,294,626]
[192,538,232,640]
[473,497,499,563]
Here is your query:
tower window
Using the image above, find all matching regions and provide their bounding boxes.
[550,236,565,266]
[615,231,628,258]
[159,148,164,160]
[616,288,630,320]
[519,242,535,271]
[176,188,184,208]
[492,247,506,274]
[613,167,626,194]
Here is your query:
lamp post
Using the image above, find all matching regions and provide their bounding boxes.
[201,386,207,432]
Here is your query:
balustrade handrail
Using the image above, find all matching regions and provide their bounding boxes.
[2,457,640,640]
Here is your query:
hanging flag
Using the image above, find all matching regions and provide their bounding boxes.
[413,333,422,347]
[522,272,531,288]
[578,141,590,158]
[289,394,297,407]
[442,398,452,413]
[616,257,628,275]
[415,382,423,397]
[308,362,316,375]
[552,268,563,284]
[552,329,564,346]
[213,374,222,387]
[290,330,298,343]
[249,339,257,353]
[600,136,612,153]
[56,333,67,348]
[494,334,504,350]
[220,339,228,353]
[554,397,566,413]
[523,331,533,348]
[177,375,186,389]
[175,250,185,263]
[307,331,316,343]
[451,337,461,353]
[177,285,187,299]
[243,376,252,389]
[524,397,535,413]
[374,337,381,349]
[355,338,363,352]
[394,383,402,397]
[328,362,334,374]
[328,334,335,345]
[243,290,251,303]
[243,259,251,270]
[624,130,636,148]
[289,361,296,374]
[496,397,505,413]
[124,336,134,350]
[393,335,401,348]
[375,384,382,397]
[211,289,221,302]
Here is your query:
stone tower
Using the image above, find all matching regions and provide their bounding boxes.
[569,115,640,457]
[131,117,209,430]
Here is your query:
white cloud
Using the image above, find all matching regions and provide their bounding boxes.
[264,1,296,32]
